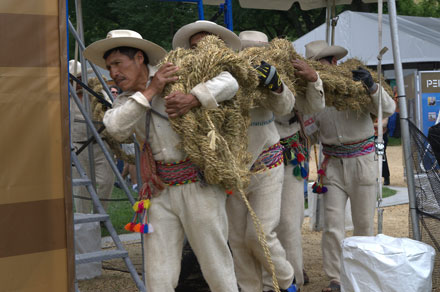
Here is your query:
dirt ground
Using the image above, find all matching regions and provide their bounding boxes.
[78,145,421,292]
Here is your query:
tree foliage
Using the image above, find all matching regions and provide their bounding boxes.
[68,0,440,59]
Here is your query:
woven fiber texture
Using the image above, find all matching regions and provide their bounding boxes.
[161,35,259,191]
[240,38,393,113]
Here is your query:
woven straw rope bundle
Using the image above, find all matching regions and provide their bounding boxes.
[240,38,393,114]
[161,35,260,191]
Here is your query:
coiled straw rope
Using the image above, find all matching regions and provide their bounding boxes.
[240,38,393,114]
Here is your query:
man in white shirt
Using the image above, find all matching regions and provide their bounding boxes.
[305,40,395,292]
[84,24,241,291]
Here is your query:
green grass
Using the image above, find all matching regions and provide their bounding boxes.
[388,137,401,146]
[304,186,397,209]
[382,186,397,198]
[102,187,136,237]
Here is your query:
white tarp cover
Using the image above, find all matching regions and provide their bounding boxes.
[294,0,386,10]
[293,10,440,66]
[340,234,436,292]
[237,0,296,10]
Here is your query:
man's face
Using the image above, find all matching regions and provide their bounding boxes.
[105,50,144,92]
[318,56,337,66]
[110,88,118,98]
[189,32,211,49]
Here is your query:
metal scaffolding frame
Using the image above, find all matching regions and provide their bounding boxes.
[69,1,147,291]
[69,85,146,291]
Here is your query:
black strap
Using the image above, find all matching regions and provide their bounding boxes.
[69,73,113,108]
[151,108,169,120]
[75,125,106,155]
[145,110,152,145]
[73,195,129,202]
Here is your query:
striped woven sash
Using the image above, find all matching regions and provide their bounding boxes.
[156,158,200,186]
[322,136,375,158]
[312,136,375,194]
[251,142,284,172]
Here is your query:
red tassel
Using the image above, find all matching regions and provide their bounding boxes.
[297,153,305,162]
[124,222,135,232]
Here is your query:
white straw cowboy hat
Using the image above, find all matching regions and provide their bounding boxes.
[172,20,241,51]
[305,40,348,61]
[69,60,82,77]
[83,29,167,69]
[239,31,269,49]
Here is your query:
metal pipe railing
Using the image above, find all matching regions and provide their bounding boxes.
[387,0,421,240]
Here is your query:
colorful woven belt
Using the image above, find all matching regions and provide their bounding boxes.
[322,136,375,158]
[251,142,284,172]
[280,132,308,179]
[313,136,375,194]
[156,158,200,186]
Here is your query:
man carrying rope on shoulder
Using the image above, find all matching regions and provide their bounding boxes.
[259,45,326,292]
[84,25,241,291]
[226,30,296,292]
[304,40,396,292]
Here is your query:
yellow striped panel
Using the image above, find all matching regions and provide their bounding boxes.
[0,249,68,292]
[0,13,59,67]
[0,67,60,97]
[0,0,58,16]
[0,67,65,205]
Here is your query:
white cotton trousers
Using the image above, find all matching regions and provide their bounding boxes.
[73,142,115,213]
[321,153,377,283]
[263,163,305,290]
[227,165,294,292]
[143,182,238,292]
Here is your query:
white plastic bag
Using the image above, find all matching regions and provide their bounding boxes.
[341,234,435,292]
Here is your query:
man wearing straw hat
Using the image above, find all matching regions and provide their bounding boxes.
[304,40,395,292]
[84,27,240,291]
[226,30,297,292]
[267,44,325,291]
[69,60,115,213]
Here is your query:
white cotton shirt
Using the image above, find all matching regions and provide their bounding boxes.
[103,65,239,163]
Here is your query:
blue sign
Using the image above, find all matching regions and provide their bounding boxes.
[420,71,440,136]
[421,93,440,135]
